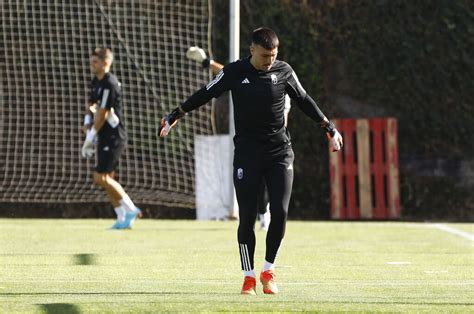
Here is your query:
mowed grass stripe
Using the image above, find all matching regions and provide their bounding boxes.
[0,219,472,312]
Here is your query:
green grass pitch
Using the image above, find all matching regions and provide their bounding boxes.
[0,219,472,313]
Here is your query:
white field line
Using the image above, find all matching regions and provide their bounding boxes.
[431,224,474,242]
[386,261,411,265]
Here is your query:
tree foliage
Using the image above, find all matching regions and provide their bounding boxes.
[213,0,474,219]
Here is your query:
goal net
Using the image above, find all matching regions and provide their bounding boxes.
[0,0,213,208]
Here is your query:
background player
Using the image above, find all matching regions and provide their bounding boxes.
[162,28,342,295]
[186,47,293,231]
[82,47,141,229]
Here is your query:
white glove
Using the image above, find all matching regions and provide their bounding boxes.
[159,115,172,137]
[186,46,207,63]
[328,129,343,152]
[106,107,120,128]
[81,127,97,158]
[89,103,98,114]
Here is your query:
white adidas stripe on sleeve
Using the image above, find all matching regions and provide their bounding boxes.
[206,70,224,90]
[100,89,110,108]
[291,71,306,95]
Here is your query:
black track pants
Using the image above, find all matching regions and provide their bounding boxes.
[234,142,294,271]
[257,179,269,215]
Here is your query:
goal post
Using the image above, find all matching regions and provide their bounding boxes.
[195,0,240,220]
[228,0,240,218]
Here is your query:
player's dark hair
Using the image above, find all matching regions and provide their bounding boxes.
[92,47,113,61]
[251,27,279,50]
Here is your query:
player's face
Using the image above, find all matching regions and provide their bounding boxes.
[250,44,278,71]
[90,56,106,75]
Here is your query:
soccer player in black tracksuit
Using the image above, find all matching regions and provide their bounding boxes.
[160,28,343,295]
[81,48,141,229]
[186,47,293,231]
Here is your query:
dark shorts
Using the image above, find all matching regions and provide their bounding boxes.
[96,137,125,173]
[233,140,294,218]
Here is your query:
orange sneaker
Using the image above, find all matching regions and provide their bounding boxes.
[260,270,278,294]
[241,276,257,295]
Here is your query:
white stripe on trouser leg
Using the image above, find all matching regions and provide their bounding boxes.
[244,244,252,271]
[240,244,251,271]
[239,244,249,271]
[239,244,246,270]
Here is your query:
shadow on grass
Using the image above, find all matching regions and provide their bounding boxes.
[38,303,80,314]
[72,254,97,265]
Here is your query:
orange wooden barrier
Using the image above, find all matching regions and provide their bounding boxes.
[329,118,400,219]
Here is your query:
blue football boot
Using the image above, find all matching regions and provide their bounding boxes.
[110,220,128,230]
[122,207,142,229]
